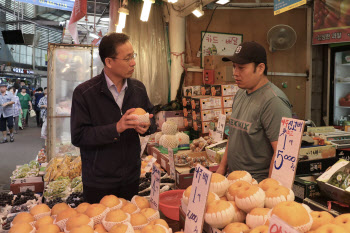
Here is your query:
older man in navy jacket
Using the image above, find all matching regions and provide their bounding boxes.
[71,33,156,204]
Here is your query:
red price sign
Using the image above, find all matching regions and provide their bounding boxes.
[269,215,299,233]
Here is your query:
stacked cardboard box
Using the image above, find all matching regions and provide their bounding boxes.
[182,84,240,133]
[204,55,234,85]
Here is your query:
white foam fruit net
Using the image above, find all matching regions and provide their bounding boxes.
[161,121,178,135]
[176,132,190,145]
[159,135,179,149]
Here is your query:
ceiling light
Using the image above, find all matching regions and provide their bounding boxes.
[168,0,178,3]
[192,4,204,17]
[140,0,155,22]
[215,0,229,4]
[116,25,123,33]
[100,17,110,22]
[118,7,129,29]
[89,32,99,39]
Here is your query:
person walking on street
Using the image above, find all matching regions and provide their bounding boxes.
[34,87,44,127]
[0,83,15,143]
[17,87,32,128]
[38,87,47,139]
[8,87,22,134]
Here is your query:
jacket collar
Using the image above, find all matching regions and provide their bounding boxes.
[99,70,134,103]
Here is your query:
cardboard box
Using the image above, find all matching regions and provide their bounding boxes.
[336,148,350,161]
[205,140,227,163]
[316,160,350,204]
[211,84,239,96]
[223,108,232,117]
[191,96,212,110]
[193,121,211,134]
[204,70,215,85]
[183,106,192,118]
[183,86,201,97]
[10,178,44,194]
[210,97,223,109]
[175,170,194,189]
[292,176,321,202]
[182,96,191,108]
[296,157,338,175]
[215,66,234,84]
[317,181,350,205]
[155,111,184,130]
[192,109,223,122]
[299,145,336,161]
[151,147,162,164]
[222,96,234,108]
[204,55,231,70]
[11,176,43,184]
[160,153,170,175]
[200,85,211,96]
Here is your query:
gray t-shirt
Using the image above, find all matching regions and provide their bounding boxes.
[227,82,292,182]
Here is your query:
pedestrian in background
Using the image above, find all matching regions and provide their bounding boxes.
[8,87,21,134]
[17,87,32,128]
[38,87,47,139]
[0,83,15,143]
[34,87,44,127]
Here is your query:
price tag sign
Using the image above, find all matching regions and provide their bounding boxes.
[150,164,161,210]
[213,114,226,142]
[184,164,212,233]
[271,117,305,189]
[144,157,157,173]
[168,148,176,180]
[269,215,299,233]
[140,135,150,157]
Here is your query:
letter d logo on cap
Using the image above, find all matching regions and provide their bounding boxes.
[235,46,242,54]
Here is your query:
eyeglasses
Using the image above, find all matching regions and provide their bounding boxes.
[109,53,137,63]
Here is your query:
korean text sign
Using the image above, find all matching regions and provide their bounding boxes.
[269,215,300,233]
[271,117,305,189]
[150,164,161,210]
[184,164,212,233]
[168,148,176,180]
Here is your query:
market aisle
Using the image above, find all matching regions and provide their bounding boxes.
[0,117,44,192]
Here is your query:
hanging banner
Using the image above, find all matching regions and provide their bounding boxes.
[15,0,74,11]
[67,0,87,44]
[313,0,350,45]
[274,0,307,15]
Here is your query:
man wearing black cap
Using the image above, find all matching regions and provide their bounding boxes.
[216,41,292,182]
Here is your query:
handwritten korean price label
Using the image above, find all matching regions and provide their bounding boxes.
[212,114,226,142]
[269,215,300,233]
[184,164,212,233]
[271,117,305,189]
[144,157,157,173]
[168,148,176,180]
[150,164,161,210]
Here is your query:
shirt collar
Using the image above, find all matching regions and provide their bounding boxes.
[104,72,128,93]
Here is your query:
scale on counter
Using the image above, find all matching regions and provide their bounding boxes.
[317,131,350,149]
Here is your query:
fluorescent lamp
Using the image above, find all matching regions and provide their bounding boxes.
[116,25,123,33]
[168,0,178,3]
[89,32,99,39]
[192,5,204,17]
[118,7,129,29]
[216,0,229,4]
[140,0,155,22]
[100,17,110,22]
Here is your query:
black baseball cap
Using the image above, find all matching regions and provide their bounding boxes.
[222,41,267,64]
